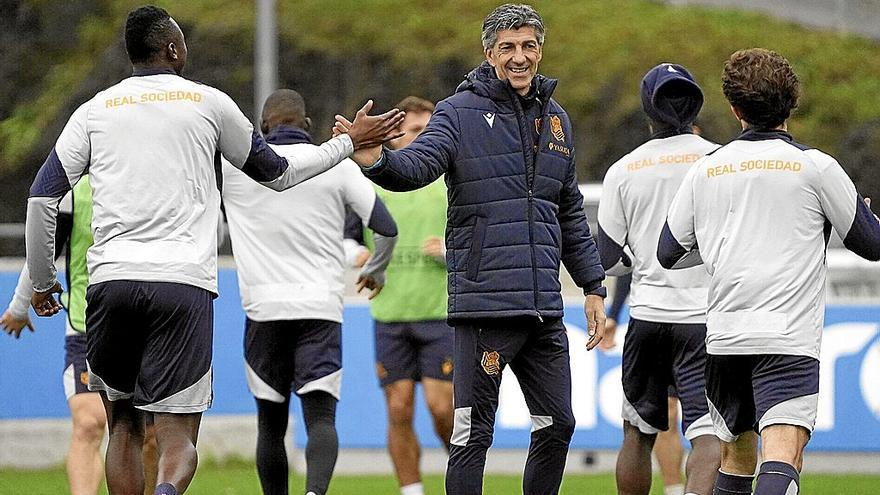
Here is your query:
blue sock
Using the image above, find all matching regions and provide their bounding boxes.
[155,483,179,495]
[714,470,754,494]
[754,461,799,495]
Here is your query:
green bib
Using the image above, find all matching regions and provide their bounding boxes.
[368,180,448,322]
[61,176,93,333]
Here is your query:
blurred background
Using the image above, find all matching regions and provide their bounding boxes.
[1,1,880,493]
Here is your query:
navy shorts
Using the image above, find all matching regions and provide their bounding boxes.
[622,318,714,440]
[245,319,342,402]
[63,332,90,400]
[86,281,214,413]
[706,354,820,443]
[374,320,454,387]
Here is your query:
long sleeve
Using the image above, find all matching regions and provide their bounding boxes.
[817,155,880,261]
[557,152,605,295]
[27,104,90,293]
[597,165,633,276]
[658,165,704,270]
[362,101,459,192]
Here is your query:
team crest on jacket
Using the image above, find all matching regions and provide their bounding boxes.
[481,351,501,376]
[550,115,565,142]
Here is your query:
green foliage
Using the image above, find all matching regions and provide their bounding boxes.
[3,0,879,183]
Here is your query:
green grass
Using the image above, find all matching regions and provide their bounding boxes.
[2,461,880,494]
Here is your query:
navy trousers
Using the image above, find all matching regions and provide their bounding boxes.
[446,317,575,495]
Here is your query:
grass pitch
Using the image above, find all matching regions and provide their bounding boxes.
[2,461,880,494]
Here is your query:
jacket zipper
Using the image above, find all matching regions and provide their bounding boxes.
[509,87,552,323]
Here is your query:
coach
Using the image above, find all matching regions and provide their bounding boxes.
[338,4,606,494]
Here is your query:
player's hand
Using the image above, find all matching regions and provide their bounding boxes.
[356,275,384,300]
[31,281,63,317]
[598,318,617,352]
[584,294,606,351]
[421,236,444,260]
[337,100,405,150]
[354,249,371,268]
[1,309,34,339]
[334,115,385,167]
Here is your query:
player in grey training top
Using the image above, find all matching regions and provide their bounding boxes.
[598,63,720,495]
[24,6,403,495]
[659,49,880,495]
[222,88,399,495]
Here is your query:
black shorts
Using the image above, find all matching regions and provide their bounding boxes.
[374,320,454,387]
[621,318,713,440]
[245,318,342,402]
[705,354,819,442]
[86,281,214,413]
[63,332,90,400]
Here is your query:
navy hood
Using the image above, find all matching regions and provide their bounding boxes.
[456,61,557,102]
[640,63,703,131]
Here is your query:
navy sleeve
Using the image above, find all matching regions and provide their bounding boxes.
[842,195,880,261]
[596,224,632,272]
[343,208,366,245]
[607,273,632,321]
[657,221,702,269]
[239,129,289,182]
[557,156,606,293]
[366,195,398,238]
[362,101,459,191]
[30,149,72,198]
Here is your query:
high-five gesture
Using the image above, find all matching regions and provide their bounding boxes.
[344,100,406,150]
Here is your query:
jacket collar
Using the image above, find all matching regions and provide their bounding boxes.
[736,128,794,143]
[456,61,557,103]
[650,126,693,140]
[131,67,177,77]
[265,125,312,145]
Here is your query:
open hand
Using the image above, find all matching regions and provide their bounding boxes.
[356,275,384,300]
[334,115,385,167]
[31,281,63,317]
[584,294,607,351]
[338,100,405,150]
[1,309,34,339]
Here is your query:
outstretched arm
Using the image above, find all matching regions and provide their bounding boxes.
[219,97,404,192]
[336,101,459,192]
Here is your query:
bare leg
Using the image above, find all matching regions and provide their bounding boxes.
[142,417,159,495]
[102,394,146,495]
[685,434,721,494]
[753,425,809,495]
[654,397,685,492]
[152,412,202,493]
[68,393,107,495]
[616,422,656,495]
[384,379,420,488]
[719,431,758,476]
[422,378,453,451]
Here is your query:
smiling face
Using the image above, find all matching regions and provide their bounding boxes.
[485,27,542,96]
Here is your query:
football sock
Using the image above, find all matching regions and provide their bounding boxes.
[154,483,178,495]
[665,484,684,495]
[714,470,754,494]
[256,398,291,495]
[754,461,799,495]
[302,391,339,495]
[400,482,425,495]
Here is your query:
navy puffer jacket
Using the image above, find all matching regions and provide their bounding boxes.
[364,62,605,322]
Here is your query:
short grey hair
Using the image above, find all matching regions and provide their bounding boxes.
[481,4,545,50]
